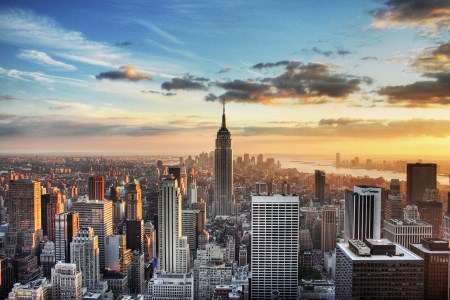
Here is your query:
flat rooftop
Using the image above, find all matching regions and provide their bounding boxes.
[384,219,431,226]
[338,242,423,262]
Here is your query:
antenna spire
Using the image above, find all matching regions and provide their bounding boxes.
[221,98,227,129]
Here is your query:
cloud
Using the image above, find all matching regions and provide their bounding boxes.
[217,66,232,74]
[360,56,379,61]
[17,49,77,71]
[96,65,151,81]
[161,76,206,91]
[136,20,183,45]
[141,90,160,94]
[0,8,123,67]
[239,118,450,138]
[337,50,351,56]
[318,118,363,126]
[414,42,450,73]
[378,72,450,107]
[116,41,132,46]
[0,95,15,101]
[251,60,290,70]
[208,61,372,105]
[312,47,333,57]
[370,0,450,35]
[0,66,86,85]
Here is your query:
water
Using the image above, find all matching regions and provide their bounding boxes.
[278,157,448,185]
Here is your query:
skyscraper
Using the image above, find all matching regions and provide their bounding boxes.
[344,186,382,241]
[406,163,437,205]
[251,194,299,299]
[126,179,142,221]
[321,205,338,255]
[314,170,326,204]
[336,239,424,299]
[383,219,432,250]
[88,175,105,200]
[72,199,113,271]
[47,188,64,241]
[70,227,100,289]
[6,179,42,256]
[213,103,234,216]
[385,179,403,220]
[51,262,83,300]
[158,178,189,273]
[55,212,79,263]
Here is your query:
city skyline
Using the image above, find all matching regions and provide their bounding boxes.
[1,1,450,156]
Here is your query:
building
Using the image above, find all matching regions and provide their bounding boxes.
[102,269,129,298]
[105,235,127,272]
[129,250,145,295]
[444,214,450,241]
[5,179,42,256]
[213,103,234,216]
[416,199,443,238]
[406,163,437,205]
[191,202,206,232]
[13,254,43,284]
[158,178,189,273]
[182,210,199,258]
[251,194,299,299]
[344,186,382,241]
[314,170,326,204]
[298,279,335,300]
[71,227,100,289]
[55,212,79,263]
[196,262,232,300]
[8,279,51,300]
[144,221,156,262]
[411,238,450,300]
[335,239,424,299]
[51,262,83,300]
[126,179,142,221]
[40,241,56,279]
[145,272,194,300]
[0,256,14,300]
[47,188,64,241]
[88,176,105,201]
[321,206,338,255]
[72,199,114,271]
[404,204,420,220]
[126,220,144,252]
[385,179,403,220]
[383,219,432,249]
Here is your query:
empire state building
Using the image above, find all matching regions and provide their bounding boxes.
[213,103,234,216]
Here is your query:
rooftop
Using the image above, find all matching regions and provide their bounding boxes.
[384,219,431,226]
[338,241,423,262]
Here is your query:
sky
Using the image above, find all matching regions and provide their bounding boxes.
[0,0,450,157]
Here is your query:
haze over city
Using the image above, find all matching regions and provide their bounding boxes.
[1,1,449,157]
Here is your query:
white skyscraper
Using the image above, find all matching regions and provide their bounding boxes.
[70,227,100,289]
[251,194,299,299]
[51,262,83,299]
[72,199,113,271]
[158,178,189,273]
[344,186,382,241]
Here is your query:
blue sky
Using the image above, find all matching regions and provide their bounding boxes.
[1,1,450,156]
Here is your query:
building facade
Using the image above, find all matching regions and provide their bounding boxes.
[383,219,432,250]
[251,194,299,299]
[406,163,437,205]
[51,262,83,300]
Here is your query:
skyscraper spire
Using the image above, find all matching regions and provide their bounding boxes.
[221,98,227,129]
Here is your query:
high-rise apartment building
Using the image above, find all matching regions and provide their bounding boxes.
[314,170,326,204]
[126,179,142,221]
[383,219,432,250]
[336,239,424,299]
[40,241,56,279]
[72,199,113,271]
[146,272,194,300]
[158,178,189,273]
[251,194,299,299]
[55,212,79,263]
[0,256,14,300]
[213,103,234,216]
[406,163,437,204]
[70,227,100,289]
[6,179,42,256]
[344,186,382,241]
[51,262,83,300]
[411,238,450,300]
[182,209,199,258]
[321,205,338,255]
